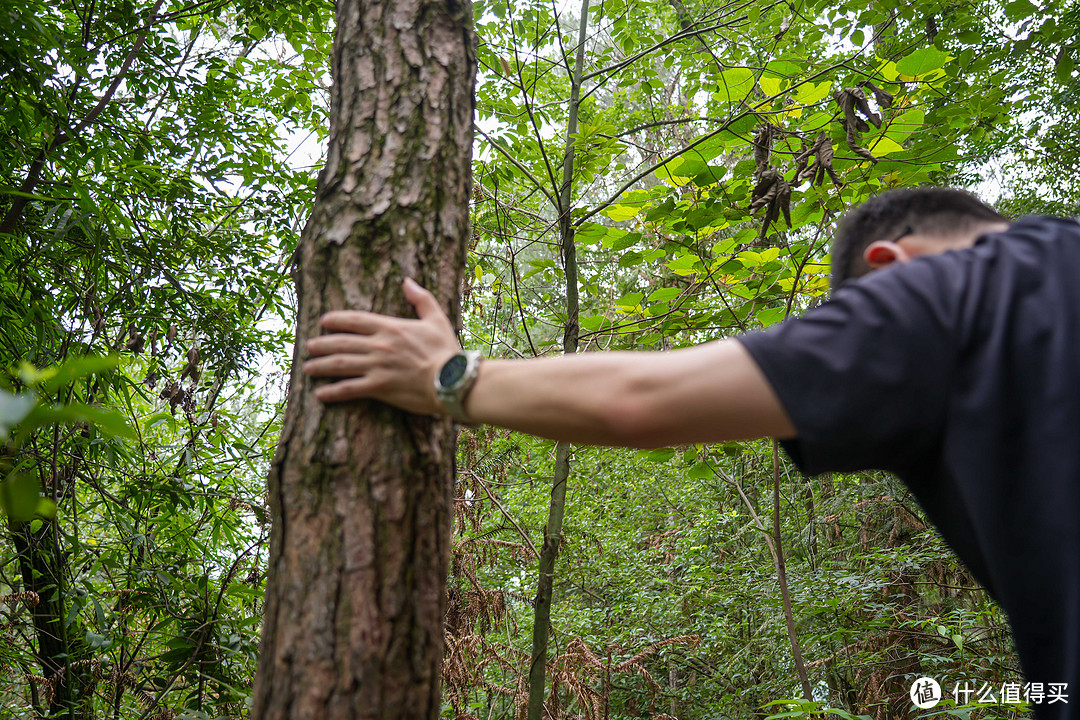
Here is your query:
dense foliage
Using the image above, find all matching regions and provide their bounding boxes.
[1,0,1075,718]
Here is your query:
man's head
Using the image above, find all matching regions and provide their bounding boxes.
[831,187,1008,291]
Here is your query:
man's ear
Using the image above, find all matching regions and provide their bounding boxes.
[863,240,911,270]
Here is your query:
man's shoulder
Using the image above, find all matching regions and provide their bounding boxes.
[985,215,1080,245]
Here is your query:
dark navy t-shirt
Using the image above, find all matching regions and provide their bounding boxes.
[739,216,1080,719]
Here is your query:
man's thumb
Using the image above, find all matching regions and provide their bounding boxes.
[403,278,442,319]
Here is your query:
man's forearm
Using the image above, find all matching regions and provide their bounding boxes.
[463,340,795,447]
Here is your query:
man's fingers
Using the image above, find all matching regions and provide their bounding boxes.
[313,377,379,403]
[403,278,444,321]
[320,310,383,334]
[306,334,381,357]
[303,353,377,377]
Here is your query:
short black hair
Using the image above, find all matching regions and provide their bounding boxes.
[831,187,1007,291]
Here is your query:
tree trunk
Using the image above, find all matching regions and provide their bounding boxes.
[526,3,589,719]
[250,1,476,718]
[11,518,94,720]
[772,441,813,702]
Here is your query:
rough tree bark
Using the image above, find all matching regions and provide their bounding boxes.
[250,1,476,718]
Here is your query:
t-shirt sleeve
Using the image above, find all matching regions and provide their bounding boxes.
[737,256,965,476]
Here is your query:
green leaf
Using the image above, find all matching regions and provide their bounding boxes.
[714,68,755,103]
[896,47,952,77]
[615,292,643,312]
[603,203,642,222]
[0,186,56,202]
[1056,54,1075,85]
[799,111,833,131]
[794,81,832,105]
[1003,0,1037,21]
[605,231,642,251]
[667,253,700,276]
[23,403,136,441]
[647,287,681,303]
[38,355,120,393]
[639,448,675,462]
[0,390,37,441]
[756,307,787,326]
[868,136,905,156]
[1,473,46,522]
[760,75,786,96]
[765,60,801,77]
[885,108,925,144]
[574,222,607,245]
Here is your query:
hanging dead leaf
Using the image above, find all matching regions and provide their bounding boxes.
[849,86,882,128]
[861,80,894,109]
[845,122,878,164]
[752,124,778,172]
[749,166,792,241]
[125,324,144,354]
[794,131,842,187]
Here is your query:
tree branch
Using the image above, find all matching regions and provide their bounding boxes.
[0,0,166,236]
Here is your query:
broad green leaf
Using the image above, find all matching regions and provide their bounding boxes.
[667,253,700,276]
[1056,55,1075,85]
[756,307,786,326]
[692,130,748,160]
[575,222,607,245]
[603,203,642,222]
[579,315,607,331]
[603,230,641,251]
[876,59,900,81]
[714,68,755,103]
[896,47,952,77]
[647,287,681,303]
[800,111,833,131]
[1004,0,1037,21]
[868,136,905,156]
[794,81,832,105]
[23,403,136,440]
[654,162,691,186]
[760,75,786,96]
[615,292,643,312]
[885,108,925,144]
[764,60,801,78]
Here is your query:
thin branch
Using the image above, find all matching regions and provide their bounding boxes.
[475,125,560,209]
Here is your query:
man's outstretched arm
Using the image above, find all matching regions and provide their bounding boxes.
[303,279,796,447]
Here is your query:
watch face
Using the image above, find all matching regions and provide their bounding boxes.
[439,354,467,388]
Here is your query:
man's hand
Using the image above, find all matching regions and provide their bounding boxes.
[303,278,461,415]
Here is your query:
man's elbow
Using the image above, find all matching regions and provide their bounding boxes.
[600,386,668,449]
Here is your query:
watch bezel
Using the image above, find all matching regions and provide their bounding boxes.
[434,350,482,422]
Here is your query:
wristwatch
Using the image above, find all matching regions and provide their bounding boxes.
[434,350,483,423]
